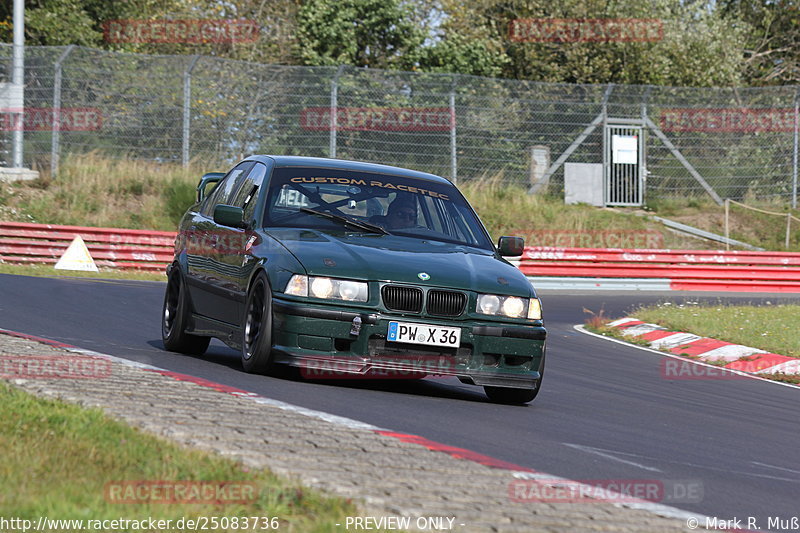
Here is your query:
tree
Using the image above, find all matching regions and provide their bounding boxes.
[0,0,301,65]
[0,0,104,46]
[437,0,748,87]
[414,4,509,78]
[0,0,200,47]
[104,0,303,66]
[296,0,426,69]
[718,0,800,85]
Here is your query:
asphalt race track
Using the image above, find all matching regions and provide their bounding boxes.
[2,272,799,526]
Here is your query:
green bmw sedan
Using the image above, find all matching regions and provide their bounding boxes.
[162,156,546,404]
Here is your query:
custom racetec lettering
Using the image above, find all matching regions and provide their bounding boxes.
[289,177,450,200]
[266,167,492,249]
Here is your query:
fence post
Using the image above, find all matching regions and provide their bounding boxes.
[330,65,344,159]
[641,86,652,204]
[724,198,730,251]
[601,83,614,205]
[11,0,24,168]
[640,87,651,127]
[450,77,457,183]
[50,44,75,178]
[793,88,799,209]
[182,55,201,168]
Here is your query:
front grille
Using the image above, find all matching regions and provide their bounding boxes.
[427,290,466,317]
[382,285,423,312]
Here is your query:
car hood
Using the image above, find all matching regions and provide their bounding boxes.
[266,228,534,296]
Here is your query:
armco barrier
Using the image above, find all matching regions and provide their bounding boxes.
[0,221,175,272]
[520,247,800,292]
[2,222,800,292]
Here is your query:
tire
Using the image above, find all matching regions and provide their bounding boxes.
[162,269,210,355]
[484,386,539,405]
[484,354,545,405]
[242,272,277,374]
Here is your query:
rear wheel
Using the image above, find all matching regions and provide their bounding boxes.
[242,272,277,374]
[162,269,210,355]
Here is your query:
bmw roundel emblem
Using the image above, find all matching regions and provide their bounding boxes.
[418,272,430,281]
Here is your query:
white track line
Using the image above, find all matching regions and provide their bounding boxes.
[563,443,663,472]
[0,326,717,527]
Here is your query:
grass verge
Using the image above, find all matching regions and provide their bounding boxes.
[584,303,800,385]
[460,178,681,248]
[0,263,165,282]
[2,152,798,251]
[0,380,357,532]
[648,196,800,251]
[632,302,800,358]
[0,152,199,231]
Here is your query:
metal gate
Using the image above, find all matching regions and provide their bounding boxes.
[604,124,644,206]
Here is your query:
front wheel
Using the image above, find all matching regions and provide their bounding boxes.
[484,354,545,405]
[242,272,277,374]
[162,269,210,355]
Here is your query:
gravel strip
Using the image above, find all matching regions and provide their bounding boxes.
[0,332,705,532]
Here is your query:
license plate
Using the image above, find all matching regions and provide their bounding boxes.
[387,321,461,348]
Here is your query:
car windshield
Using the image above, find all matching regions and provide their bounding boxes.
[263,167,493,250]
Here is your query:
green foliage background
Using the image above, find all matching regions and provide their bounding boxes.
[2,0,796,87]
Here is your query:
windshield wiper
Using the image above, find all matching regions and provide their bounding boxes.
[300,207,388,235]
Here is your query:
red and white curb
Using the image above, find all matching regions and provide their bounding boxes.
[0,327,714,526]
[607,318,800,376]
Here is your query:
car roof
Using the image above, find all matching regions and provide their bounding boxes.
[245,155,452,185]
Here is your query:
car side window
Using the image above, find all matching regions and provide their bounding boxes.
[419,195,446,233]
[230,162,267,223]
[200,161,254,217]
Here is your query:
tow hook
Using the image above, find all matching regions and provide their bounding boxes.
[350,316,362,336]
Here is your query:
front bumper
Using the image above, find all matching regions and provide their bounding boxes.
[271,298,546,390]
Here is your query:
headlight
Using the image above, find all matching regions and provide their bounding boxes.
[527,298,542,320]
[477,294,542,320]
[310,277,333,299]
[338,280,364,301]
[502,296,525,318]
[284,275,368,302]
[476,294,500,315]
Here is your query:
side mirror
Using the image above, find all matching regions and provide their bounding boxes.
[213,205,245,228]
[497,236,524,257]
[197,172,225,202]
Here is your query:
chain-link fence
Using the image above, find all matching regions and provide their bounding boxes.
[1,44,799,207]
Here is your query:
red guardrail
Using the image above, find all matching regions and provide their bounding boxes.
[520,246,800,292]
[0,221,175,272]
[2,222,800,291]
